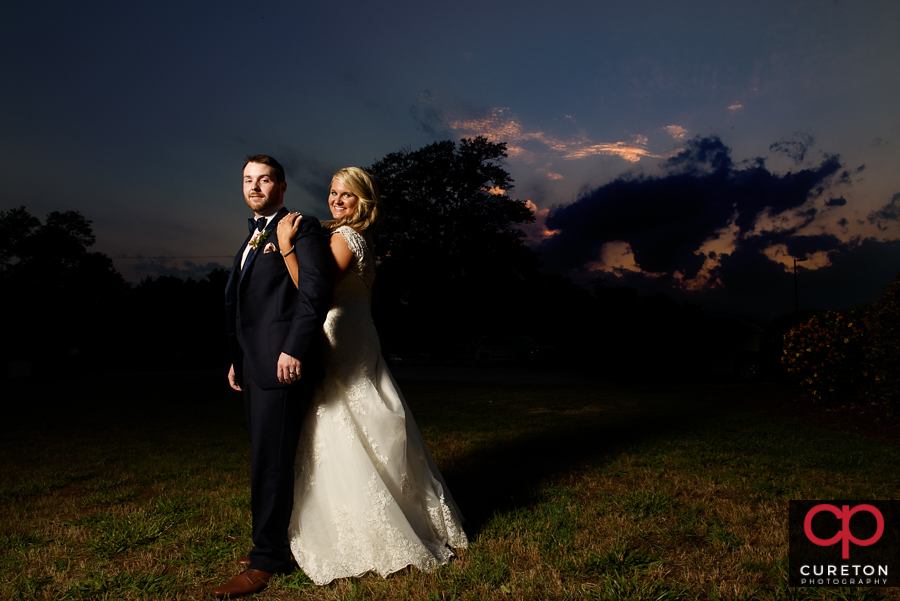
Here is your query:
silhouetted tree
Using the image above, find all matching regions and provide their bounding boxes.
[369,137,534,269]
[366,137,539,353]
[0,206,128,372]
[0,206,41,276]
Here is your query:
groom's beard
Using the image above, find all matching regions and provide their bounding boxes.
[245,192,283,214]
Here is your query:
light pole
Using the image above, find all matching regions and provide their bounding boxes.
[793,257,808,312]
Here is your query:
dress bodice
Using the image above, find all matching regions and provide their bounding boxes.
[331,226,375,304]
[322,226,379,382]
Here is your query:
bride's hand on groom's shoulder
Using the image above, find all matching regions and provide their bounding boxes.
[277,213,302,248]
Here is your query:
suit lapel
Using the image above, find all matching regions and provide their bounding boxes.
[240,207,288,287]
[226,229,254,300]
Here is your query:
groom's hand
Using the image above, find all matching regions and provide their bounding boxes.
[277,353,302,384]
[227,364,242,391]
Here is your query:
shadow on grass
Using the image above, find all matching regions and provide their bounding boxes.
[396,377,720,540]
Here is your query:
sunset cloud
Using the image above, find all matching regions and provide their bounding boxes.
[538,135,855,295]
[763,243,832,271]
[444,107,666,163]
[560,140,655,162]
[586,241,664,278]
[661,125,688,140]
[519,200,559,242]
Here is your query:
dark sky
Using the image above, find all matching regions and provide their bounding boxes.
[2,1,899,318]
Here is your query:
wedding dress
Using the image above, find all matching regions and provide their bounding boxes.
[288,226,467,585]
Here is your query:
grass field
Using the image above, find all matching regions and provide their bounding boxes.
[2,368,898,600]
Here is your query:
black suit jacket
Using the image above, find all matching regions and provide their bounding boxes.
[225,208,333,390]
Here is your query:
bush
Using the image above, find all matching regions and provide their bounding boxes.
[761,310,819,382]
[781,306,873,405]
[865,273,900,413]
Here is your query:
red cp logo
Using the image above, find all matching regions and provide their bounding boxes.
[804,504,884,559]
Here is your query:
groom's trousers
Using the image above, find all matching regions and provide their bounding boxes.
[242,357,315,573]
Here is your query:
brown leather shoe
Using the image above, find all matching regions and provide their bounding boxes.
[211,569,273,598]
[238,555,250,567]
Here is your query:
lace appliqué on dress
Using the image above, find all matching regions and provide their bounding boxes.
[333,402,359,446]
[334,226,375,292]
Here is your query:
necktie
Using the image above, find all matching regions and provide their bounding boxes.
[248,216,267,233]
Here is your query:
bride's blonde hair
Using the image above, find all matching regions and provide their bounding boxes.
[324,167,380,232]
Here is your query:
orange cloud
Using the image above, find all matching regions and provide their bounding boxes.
[561,141,655,162]
[585,241,665,278]
[445,108,668,164]
[661,125,687,140]
[519,200,559,242]
[584,223,742,292]
[763,244,832,272]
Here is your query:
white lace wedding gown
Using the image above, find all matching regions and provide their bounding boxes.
[288,226,467,585]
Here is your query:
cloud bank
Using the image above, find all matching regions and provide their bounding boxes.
[536,136,900,319]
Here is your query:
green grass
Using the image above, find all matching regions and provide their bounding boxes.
[1,370,898,600]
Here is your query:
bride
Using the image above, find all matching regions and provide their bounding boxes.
[276,167,467,586]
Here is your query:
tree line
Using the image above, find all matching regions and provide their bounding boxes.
[0,206,231,375]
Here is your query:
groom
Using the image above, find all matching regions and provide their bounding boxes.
[216,155,332,598]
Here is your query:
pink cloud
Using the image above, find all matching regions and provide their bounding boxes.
[446,108,668,163]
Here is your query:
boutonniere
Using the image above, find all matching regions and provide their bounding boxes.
[248,230,269,249]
